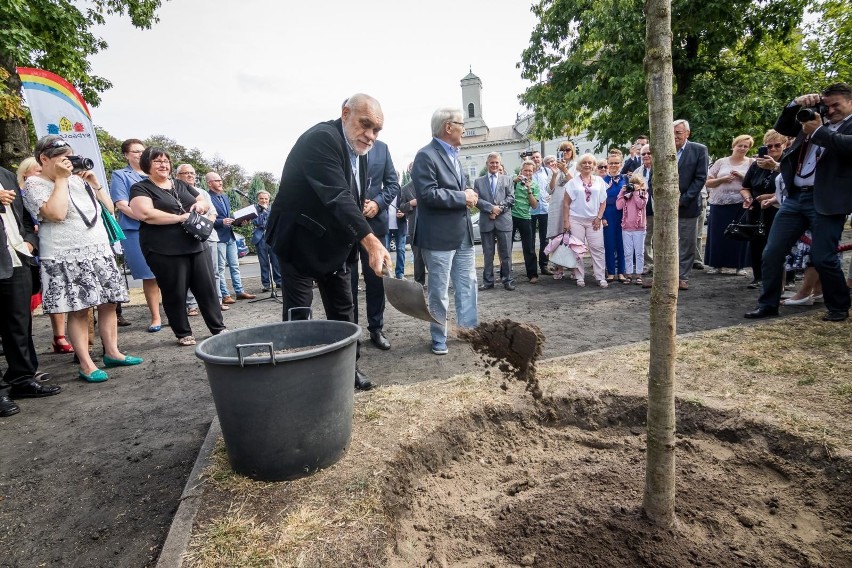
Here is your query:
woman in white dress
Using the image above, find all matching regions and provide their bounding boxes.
[23,136,141,383]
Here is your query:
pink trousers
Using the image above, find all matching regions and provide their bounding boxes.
[571,216,605,282]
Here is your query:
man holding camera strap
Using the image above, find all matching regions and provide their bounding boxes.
[745,82,852,322]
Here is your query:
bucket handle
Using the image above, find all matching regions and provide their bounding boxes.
[287,307,313,321]
[235,342,276,367]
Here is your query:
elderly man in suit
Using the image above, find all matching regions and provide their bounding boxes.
[0,167,61,417]
[351,139,400,351]
[412,107,480,356]
[266,93,391,390]
[474,152,516,291]
[746,82,852,322]
[673,119,709,290]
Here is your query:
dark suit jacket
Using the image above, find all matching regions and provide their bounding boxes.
[621,155,641,175]
[266,119,372,277]
[677,140,709,218]
[411,139,473,251]
[473,173,515,232]
[210,190,236,242]
[396,180,417,238]
[365,140,400,237]
[638,165,654,216]
[775,104,852,216]
[0,167,38,280]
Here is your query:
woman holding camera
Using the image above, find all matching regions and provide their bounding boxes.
[704,134,754,275]
[129,147,226,346]
[23,135,141,383]
[739,129,787,288]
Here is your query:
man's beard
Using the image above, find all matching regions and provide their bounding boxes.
[344,129,371,156]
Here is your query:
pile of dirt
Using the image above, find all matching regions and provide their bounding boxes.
[459,319,546,398]
[384,396,852,568]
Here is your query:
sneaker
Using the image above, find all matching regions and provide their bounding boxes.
[576,279,586,287]
[705,267,719,274]
[431,342,449,355]
[735,269,747,276]
[598,280,609,288]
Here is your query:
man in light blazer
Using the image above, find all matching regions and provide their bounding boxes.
[673,119,709,290]
[474,152,516,291]
[746,82,852,322]
[412,107,479,356]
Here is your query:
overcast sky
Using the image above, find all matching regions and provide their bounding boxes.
[88,0,539,177]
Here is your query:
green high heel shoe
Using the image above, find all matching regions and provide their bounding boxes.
[79,369,109,383]
[102,354,144,368]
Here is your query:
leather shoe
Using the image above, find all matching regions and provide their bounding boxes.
[370,330,391,350]
[9,379,62,399]
[355,369,373,391]
[116,314,132,327]
[0,395,20,417]
[222,295,236,304]
[693,262,704,270]
[478,283,494,290]
[822,311,849,322]
[237,292,256,300]
[678,280,689,291]
[744,306,779,319]
[504,282,516,291]
[540,267,554,276]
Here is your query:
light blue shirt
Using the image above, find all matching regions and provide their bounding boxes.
[434,138,461,182]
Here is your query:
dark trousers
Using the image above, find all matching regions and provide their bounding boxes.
[281,261,361,360]
[513,216,537,278]
[412,242,426,286]
[758,191,850,312]
[0,265,39,396]
[531,213,549,271]
[146,251,225,338]
[602,205,626,275]
[256,237,282,288]
[747,205,777,282]
[350,242,385,332]
[480,230,514,286]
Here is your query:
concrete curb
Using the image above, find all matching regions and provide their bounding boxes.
[156,416,221,568]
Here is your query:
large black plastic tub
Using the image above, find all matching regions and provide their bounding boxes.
[195,320,360,481]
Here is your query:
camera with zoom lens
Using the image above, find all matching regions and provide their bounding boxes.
[68,155,95,173]
[624,182,636,194]
[796,103,828,122]
[519,150,534,159]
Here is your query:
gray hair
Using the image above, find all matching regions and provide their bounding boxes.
[673,119,691,132]
[486,152,502,161]
[175,163,195,174]
[256,190,271,198]
[430,107,463,138]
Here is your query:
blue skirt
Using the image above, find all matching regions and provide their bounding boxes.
[704,203,749,270]
[121,230,155,280]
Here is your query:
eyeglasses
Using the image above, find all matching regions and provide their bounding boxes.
[127,150,143,155]
[607,162,621,166]
[208,178,223,183]
[765,143,784,149]
[641,152,651,156]
[596,165,607,170]
[152,159,170,165]
[450,121,465,127]
[178,171,196,176]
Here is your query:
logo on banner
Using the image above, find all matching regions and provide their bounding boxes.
[46,117,91,139]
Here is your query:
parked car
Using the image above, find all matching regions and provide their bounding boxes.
[471,211,521,243]
[235,234,249,258]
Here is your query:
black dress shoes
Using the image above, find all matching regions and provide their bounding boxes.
[116,314,131,327]
[9,379,62,398]
[0,395,20,417]
[540,267,554,276]
[822,311,849,322]
[478,284,494,291]
[504,282,516,291]
[370,330,391,350]
[354,369,373,391]
[744,306,779,319]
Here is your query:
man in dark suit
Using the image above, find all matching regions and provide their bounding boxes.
[673,119,709,290]
[266,94,391,390]
[473,152,516,291]
[412,107,479,356]
[746,82,852,322]
[621,134,649,175]
[0,167,61,417]
[351,139,400,350]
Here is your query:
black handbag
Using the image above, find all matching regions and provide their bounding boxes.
[182,209,214,241]
[724,208,765,242]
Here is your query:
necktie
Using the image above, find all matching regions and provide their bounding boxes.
[490,174,496,201]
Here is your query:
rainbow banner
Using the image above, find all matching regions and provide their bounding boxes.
[17,67,107,187]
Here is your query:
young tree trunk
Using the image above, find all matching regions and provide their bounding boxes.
[642,0,678,527]
[0,58,31,171]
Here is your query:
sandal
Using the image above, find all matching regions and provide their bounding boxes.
[187,308,199,317]
[553,271,564,280]
[634,277,643,285]
[177,336,196,346]
[52,335,74,354]
[623,277,633,285]
[617,275,628,284]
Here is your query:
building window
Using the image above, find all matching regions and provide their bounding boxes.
[468,103,475,118]
[465,130,475,137]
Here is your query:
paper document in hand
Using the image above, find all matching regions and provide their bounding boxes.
[233,204,259,224]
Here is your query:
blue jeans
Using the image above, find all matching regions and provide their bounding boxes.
[217,238,244,297]
[256,237,282,288]
[421,245,478,346]
[758,191,850,313]
[385,230,406,279]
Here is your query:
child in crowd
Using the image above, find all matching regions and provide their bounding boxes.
[616,172,648,285]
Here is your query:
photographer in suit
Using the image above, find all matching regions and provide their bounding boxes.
[745,83,852,322]
[266,93,391,390]
[473,152,515,291]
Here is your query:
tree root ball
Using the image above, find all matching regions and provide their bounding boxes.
[458,320,545,389]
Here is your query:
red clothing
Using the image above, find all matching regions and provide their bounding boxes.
[615,188,648,231]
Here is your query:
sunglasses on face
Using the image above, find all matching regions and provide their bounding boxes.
[44,138,71,150]
[766,143,784,149]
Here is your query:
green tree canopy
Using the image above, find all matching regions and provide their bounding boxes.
[518,0,818,157]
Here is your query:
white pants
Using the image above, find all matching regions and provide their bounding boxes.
[623,229,646,275]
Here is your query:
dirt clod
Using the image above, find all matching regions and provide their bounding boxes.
[459,319,545,393]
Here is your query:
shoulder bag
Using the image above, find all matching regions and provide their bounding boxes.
[724,208,764,242]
